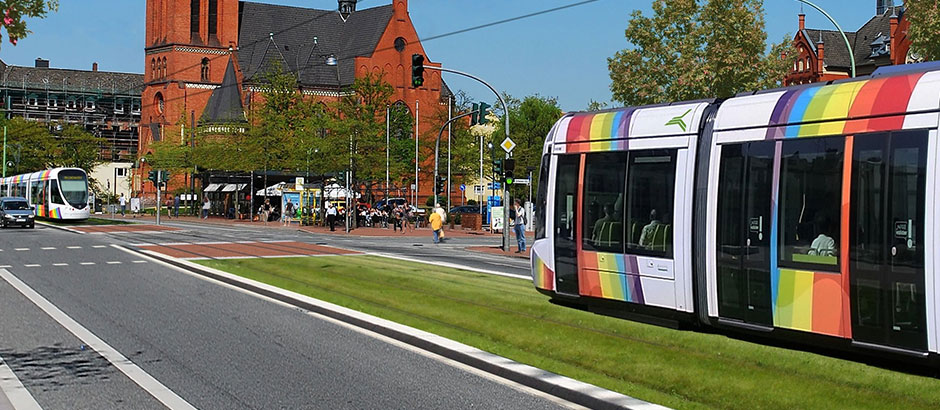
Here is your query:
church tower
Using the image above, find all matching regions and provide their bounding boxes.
[140,0,240,192]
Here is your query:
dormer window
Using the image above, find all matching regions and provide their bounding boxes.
[869,33,889,58]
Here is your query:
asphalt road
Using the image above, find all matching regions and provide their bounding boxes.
[0,223,568,409]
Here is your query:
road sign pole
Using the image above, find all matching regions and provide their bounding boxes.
[156,170,161,226]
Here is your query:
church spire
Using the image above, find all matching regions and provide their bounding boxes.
[339,0,357,20]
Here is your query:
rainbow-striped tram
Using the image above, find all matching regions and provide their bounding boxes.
[0,168,90,220]
[531,62,940,364]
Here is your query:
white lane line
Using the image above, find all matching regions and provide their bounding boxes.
[0,355,41,410]
[14,248,29,251]
[41,247,56,250]
[367,252,530,280]
[79,262,95,266]
[67,246,82,249]
[23,264,40,268]
[92,245,108,249]
[53,263,69,267]
[0,265,9,269]
[0,268,197,409]
[132,260,148,264]
[106,261,122,265]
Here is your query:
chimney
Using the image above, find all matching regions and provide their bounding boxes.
[799,14,805,31]
[889,11,899,60]
[817,39,825,73]
[92,62,98,72]
[34,58,49,68]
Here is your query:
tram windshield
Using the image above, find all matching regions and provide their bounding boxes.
[57,170,88,208]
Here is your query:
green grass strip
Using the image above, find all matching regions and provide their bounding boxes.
[42,217,134,226]
[196,255,940,409]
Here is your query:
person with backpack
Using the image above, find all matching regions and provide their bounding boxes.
[283,198,296,226]
[513,199,527,253]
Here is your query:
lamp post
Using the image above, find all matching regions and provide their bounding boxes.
[795,0,855,78]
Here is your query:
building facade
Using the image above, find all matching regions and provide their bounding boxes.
[141,0,452,201]
[785,1,911,86]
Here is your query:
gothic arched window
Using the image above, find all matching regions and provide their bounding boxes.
[201,58,210,82]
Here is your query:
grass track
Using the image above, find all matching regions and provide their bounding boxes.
[197,255,940,409]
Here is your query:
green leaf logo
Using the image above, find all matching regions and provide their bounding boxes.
[665,108,693,132]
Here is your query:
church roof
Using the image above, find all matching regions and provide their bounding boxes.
[201,57,246,124]
[236,1,394,88]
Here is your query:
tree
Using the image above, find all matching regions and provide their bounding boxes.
[608,0,793,106]
[906,0,940,61]
[491,94,562,200]
[0,0,58,49]
[1,118,104,174]
[50,124,105,171]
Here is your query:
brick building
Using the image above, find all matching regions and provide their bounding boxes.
[141,0,452,201]
[784,0,912,86]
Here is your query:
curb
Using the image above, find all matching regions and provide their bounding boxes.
[122,245,667,410]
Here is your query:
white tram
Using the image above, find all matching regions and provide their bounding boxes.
[531,62,940,363]
[0,167,90,220]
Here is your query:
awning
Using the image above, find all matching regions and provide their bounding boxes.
[221,184,237,192]
[204,183,222,192]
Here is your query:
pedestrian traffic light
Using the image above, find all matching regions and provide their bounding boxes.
[161,171,170,183]
[493,158,503,175]
[411,54,425,88]
[477,102,490,125]
[504,158,516,184]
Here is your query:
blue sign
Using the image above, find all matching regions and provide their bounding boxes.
[487,182,502,190]
[459,184,466,191]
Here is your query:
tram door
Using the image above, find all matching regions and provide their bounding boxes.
[716,142,775,325]
[850,131,927,351]
[554,155,581,296]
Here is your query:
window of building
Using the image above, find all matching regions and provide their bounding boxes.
[191,0,200,35]
[85,100,96,111]
[161,57,167,79]
[201,57,210,82]
[116,168,128,177]
[798,60,804,72]
[151,58,156,79]
[208,0,217,37]
[27,97,38,106]
[582,152,627,253]
[806,57,811,71]
[66,99,77,110]
[626,149,677,257]
[114,101,125,114]
[778,136,844,268]
[48,98,57,108]
[131,101,141,113]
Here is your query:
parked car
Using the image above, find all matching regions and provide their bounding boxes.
[373,197,407,210]
[0,197,35,229]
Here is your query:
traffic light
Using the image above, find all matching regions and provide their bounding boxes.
[161,171,170,183]
[504,158,516,184]
[148,170,157,185]
[477,102,490,125]
[493,158,503,175]
[411,54,425,88]
[435,176,446,196]
[471,103,479,125]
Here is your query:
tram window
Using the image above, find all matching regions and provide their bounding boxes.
[535,154,550,240]
[625,149,677,258]
[778,137,843,268]
[582,152,627,253]
[50,180,63,205]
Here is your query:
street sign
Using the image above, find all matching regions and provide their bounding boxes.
[500,137,516,153]
[459,184,466,191]
[411,184,416,190]
[513,178,530,185]
[487,182,502,190]
[473,185,485,195]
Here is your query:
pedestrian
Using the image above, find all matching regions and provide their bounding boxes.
[283,198,295,226]
[392,204,401,232]
[429,204,443,244]
[262,198,272,225]
[401,202,412,234]
[513,199,527,253]
[119,193,126,217]
[202,196,211,219]
[326,202,337,231]
[173,194,180,218]
[435,203,447,241]
[164,196,174,219]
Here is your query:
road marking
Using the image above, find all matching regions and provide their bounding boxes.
[0,355,42,410]
[367,252,530,280]
[132,260,148,264]
[53,263,69,267]
[79,262,95,266]
[67,246,82,249]
[14,248,29,251]
[0,265,9,268]
[0,268,197,409]
[92,245,107,249]
[106,261,122,265]
[41,247,56,250]
[23,264,40,268]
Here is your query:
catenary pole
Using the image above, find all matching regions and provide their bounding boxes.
[796,0,855,77]
[447,96,452,211]
[386,105,390,204]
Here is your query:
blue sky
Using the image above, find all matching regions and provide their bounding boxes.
[0,0,888,111]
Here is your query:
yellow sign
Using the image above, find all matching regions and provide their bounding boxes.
[500,137,516,153]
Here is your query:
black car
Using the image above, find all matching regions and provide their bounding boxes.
[0,197,35,229]
[449,205,483,214]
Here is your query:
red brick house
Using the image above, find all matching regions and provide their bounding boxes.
[784,1,911,86]
[140,0,451,199]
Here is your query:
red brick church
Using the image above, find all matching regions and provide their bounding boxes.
[140,0,451,199]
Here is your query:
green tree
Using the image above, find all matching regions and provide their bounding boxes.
[608,0,793,106]
[2,117,54,173]
[0,0,58,49]
[906,0,940,61]
[491,94,562,200]
[50,124,105,171]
